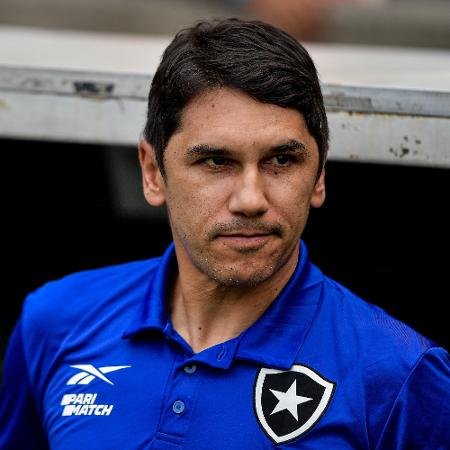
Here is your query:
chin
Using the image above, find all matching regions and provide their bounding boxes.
[203,264,275,288]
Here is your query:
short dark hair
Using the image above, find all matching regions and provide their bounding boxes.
[144,18,328,177]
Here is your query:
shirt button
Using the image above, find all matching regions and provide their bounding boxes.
[172,400,185,414]
[184,364,197,374]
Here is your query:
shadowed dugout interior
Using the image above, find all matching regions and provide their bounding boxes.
[1,138,449,374]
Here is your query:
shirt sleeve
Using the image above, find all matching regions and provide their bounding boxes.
[375,346,450,450]
[0,320,49,450]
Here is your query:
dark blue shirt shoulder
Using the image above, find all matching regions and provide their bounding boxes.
[301,275,447,449]
[22,257,161,341]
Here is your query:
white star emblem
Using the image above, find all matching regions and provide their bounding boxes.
[269,380,313,421]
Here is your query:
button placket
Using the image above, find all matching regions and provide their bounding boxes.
[156,355,202,443]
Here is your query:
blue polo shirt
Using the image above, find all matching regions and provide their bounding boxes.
[1,242,449,449]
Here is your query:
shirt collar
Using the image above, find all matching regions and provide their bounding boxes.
[122,243,175,338]
[123,241,323,370]
[235,241,323,369]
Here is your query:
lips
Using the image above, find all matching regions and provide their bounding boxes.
[215,233,273,249]
[220,232,272,238]
[209,220,283,244]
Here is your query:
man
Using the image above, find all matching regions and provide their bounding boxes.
[1,18,449,449]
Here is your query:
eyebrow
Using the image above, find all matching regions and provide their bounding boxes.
[269,139,307,154]
[186,144,231,158]
[185,140,307,158]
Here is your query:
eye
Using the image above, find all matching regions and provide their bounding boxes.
[269,154,293,166]
[204,156,228,168]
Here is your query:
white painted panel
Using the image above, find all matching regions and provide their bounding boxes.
[0,91,146,146]
[1,28,450,168]
[328,112,450,168]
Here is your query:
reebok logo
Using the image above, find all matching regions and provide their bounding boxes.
[61,393,113,416]
[66,364,131,385]
[61,364,131,417]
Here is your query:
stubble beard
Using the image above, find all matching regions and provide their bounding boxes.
[187,237,296,289]
[192,252,276,288]
[172,215,296,288]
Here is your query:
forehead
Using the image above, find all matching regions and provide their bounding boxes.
[171,88,317,153]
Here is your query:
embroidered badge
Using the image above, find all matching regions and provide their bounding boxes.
[254,365,335,444]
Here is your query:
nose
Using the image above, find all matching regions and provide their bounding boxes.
[228,166,269,217]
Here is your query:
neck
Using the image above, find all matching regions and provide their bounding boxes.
[169,246,299,353]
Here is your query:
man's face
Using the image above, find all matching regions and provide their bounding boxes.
[141,88,325,287]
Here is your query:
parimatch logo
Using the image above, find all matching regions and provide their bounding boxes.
[60,393,113,416]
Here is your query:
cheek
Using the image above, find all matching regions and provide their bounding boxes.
[267,177,315,215]
[165,178,228,232]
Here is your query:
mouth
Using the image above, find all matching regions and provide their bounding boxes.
[215,233,274,249]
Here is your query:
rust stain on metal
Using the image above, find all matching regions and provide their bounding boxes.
[73,81,115,98]
[389,146,411,158]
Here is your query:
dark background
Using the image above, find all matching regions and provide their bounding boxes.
[1,137,449,371]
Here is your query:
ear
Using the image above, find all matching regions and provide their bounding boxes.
[138,139,166,206]
[310,167,326,208]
